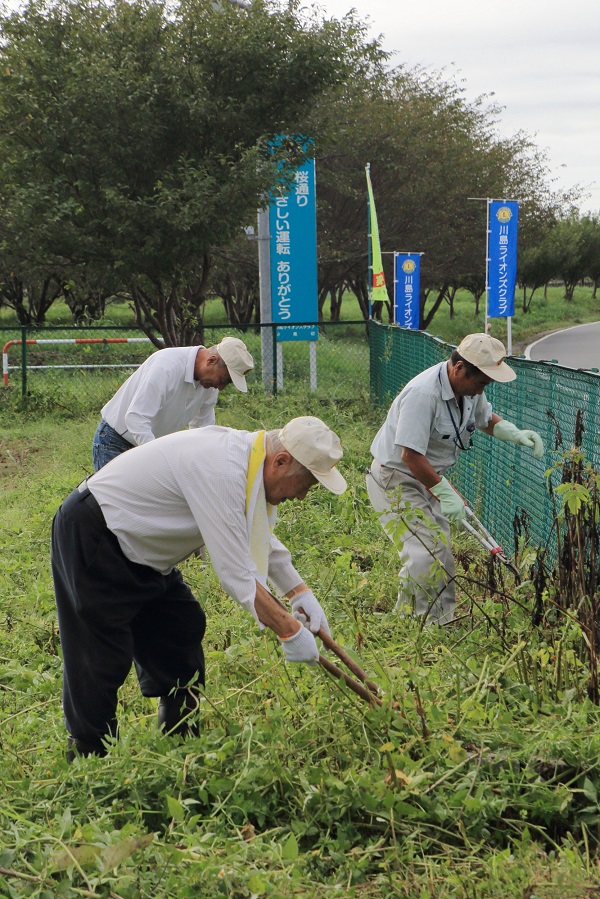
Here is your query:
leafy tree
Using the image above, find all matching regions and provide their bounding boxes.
[309,66,579,326]
[208,241,260,328]
[0,0,380,342]
[0,268,64,325]
[580,214,600,298]
[547,217,586,302]
[518,236,559,312]
[459,272,486,317]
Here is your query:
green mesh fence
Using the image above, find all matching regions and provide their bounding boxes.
[369,321,600,560]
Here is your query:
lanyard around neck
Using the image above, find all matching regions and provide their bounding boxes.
[438,368,470,450]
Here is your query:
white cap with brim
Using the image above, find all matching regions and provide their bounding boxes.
[279,416,347,495]
[456,333,516,383]
[216,336,255,392]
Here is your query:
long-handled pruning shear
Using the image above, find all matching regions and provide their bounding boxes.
[316,627,383,707]
[429,482,521,581]
[265,589,384,707]
[461,505,520,581]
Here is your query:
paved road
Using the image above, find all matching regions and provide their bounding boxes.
[525,321,600,370]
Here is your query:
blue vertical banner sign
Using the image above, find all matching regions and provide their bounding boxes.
[487,200,519,318]
[393,253,421,329]
[269,155,318,342]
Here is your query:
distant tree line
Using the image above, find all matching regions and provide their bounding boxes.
[0,0,596,342]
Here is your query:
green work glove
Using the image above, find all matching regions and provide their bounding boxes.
[493,420,544,459]
[430,477,465,525]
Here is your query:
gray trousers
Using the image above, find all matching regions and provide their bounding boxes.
[366,461,455,624]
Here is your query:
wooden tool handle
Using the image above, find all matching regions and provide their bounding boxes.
[318,655,382,706]
[317,628,382,697]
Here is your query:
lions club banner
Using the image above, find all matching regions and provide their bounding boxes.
[487,200,519,318]
[394,253,421,329]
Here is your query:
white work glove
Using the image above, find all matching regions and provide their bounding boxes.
[430,477,466,525]
[279,625,319,665]
[290,590,331,636]
[493,420,544,459]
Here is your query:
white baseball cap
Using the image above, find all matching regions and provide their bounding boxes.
[456,333,516,383]
[279,416,347,495]
[216,337,254,392]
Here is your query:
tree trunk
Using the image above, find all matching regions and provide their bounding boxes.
[130,256,211,347]
[0,276,62,325]
[421,283,450,330]
[446,285,457,320]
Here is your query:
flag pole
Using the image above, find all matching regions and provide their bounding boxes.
[503,198,513,355]
[485,197,491,336]
[366,162,372,319]
[365,164,390,320]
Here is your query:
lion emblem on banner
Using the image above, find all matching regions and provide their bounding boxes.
[496,206,513,223]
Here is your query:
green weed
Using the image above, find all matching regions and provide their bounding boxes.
[2,392,600,896]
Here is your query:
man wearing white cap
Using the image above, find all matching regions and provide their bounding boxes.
[92,336,255,470]
[366,333,543,625]
[52,416,347,759]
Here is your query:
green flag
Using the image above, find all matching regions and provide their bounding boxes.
[366,165,390,305]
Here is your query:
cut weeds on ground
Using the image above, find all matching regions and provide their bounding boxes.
[2,397,600,898]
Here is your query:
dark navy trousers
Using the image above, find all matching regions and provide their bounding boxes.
[51,485,206,751]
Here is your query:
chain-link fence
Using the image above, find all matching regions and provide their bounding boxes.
[5,318,596,561]
[369,321,600,560]
[0,322,370,417]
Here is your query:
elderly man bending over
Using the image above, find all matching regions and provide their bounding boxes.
[52,417,346,760]
[92,336,254,470]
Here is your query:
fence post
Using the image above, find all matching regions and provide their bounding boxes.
[20,326,27,397]
[271,323,277,397]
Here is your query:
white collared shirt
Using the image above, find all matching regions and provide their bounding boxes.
[101,346,218,445]
[370,361,493,475]
[87,427,302,617]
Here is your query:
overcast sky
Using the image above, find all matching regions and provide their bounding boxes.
[318,0,599,214]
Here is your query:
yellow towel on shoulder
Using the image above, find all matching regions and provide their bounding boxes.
[246,431,275,586]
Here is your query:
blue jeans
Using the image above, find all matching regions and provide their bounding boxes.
[92,419,135,471]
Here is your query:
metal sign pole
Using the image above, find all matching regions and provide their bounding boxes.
[257,205,274,396]
[485,198,491,335]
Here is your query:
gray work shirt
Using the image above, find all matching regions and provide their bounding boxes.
[370,361,493,476]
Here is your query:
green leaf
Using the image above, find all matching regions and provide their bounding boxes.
[281,832,299,860]
[0,850,15,866]
[166,795,186,822]
[582,777,597,803]
[248,873,268,894]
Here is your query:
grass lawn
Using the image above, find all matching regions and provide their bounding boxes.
[2,284,599,358]
[2,385,600,897]
[1,279,600,895]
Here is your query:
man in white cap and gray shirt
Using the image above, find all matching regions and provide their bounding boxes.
[366,333,544,625]
[92,336,255,470]
[52,415,347,759]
